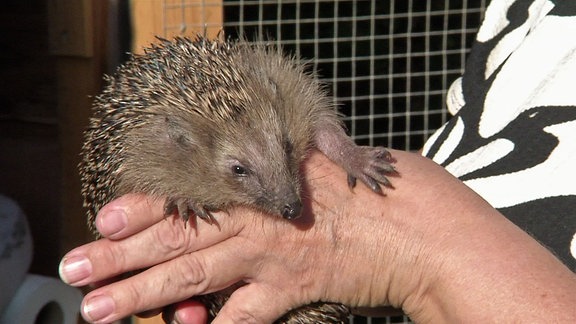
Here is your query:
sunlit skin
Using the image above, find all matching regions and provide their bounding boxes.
[60,150,576,323]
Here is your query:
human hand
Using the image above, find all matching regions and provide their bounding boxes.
[60,150,576,323]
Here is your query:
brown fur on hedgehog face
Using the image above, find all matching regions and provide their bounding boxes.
[119,108,302,218]
[112,42,327,219]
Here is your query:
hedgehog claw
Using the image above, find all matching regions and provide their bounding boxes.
[164,197,217,227]
[344,146,396,194]
[176,201,191,223]
[193,207,217,225]
[163,198,179,218]
[347,174,357,189]
[367,178,383,194]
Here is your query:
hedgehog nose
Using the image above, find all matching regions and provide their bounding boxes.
[281,200,302,220]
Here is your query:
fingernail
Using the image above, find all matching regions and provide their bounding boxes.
[59,255,92,285]
[83,295,115,323]
[97,209,127,237]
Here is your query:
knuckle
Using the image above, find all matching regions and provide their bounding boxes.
[225,307,262,324]
[124,279,143,303]
[177,254,209,291]
[92,241,129,275]
[152,218,191,254]
[219,286,288,324]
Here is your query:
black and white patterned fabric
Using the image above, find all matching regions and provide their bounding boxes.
[423,0,576,270]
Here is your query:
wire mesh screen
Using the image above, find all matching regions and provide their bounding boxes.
[157,0,488,323]
[219,0,486,150]
[160,0,488,151]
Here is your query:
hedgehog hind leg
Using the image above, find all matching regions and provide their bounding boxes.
[163,197,217,227]
[344,145,397,193]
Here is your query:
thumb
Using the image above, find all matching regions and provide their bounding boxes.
[213,284,295,324]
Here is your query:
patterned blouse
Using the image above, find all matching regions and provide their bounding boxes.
[423,0,576,270]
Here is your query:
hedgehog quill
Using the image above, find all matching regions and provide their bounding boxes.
[80,36,396,323]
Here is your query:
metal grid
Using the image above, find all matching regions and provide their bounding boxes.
[158,1,489,322]
[161,0,488,151]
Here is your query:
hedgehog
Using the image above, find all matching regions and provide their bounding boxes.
[80,36,396,323]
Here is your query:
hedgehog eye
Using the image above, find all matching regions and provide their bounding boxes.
[232,165,249,176]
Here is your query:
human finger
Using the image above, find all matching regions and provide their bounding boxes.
[162,300,209,324]
[79,235,256,323]
[60,210,236,287]
[95,193,166,239]
[213,284,294,324]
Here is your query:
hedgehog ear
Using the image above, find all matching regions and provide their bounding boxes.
[161,115,210,150]
[162,116,193,147]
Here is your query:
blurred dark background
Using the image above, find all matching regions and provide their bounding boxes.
[0,0,61,277]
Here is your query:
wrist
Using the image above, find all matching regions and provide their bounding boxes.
[359,151,506,320]
[402,192,576,323]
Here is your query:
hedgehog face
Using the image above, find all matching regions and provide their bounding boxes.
[103,37,324,220]
[211,112,305,219]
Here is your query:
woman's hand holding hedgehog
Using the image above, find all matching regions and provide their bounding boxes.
[59,149,576,324]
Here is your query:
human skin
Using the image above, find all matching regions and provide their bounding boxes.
[59,149,576,323]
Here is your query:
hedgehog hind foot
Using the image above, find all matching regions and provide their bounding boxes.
[344,145,397,194]
[163,197,217,227]
[315,124,397,194]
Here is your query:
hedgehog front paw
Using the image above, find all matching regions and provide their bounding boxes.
[345,146,396,194]
[163,197,217,226]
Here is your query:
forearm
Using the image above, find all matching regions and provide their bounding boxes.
[381,150,576,322]
[59,149,576,324]
[421,211,576,323]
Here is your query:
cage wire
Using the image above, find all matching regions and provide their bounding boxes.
[160,0,488,322]
[161,0,488,152]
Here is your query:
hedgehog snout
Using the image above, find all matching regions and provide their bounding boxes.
[281,200,303,220]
